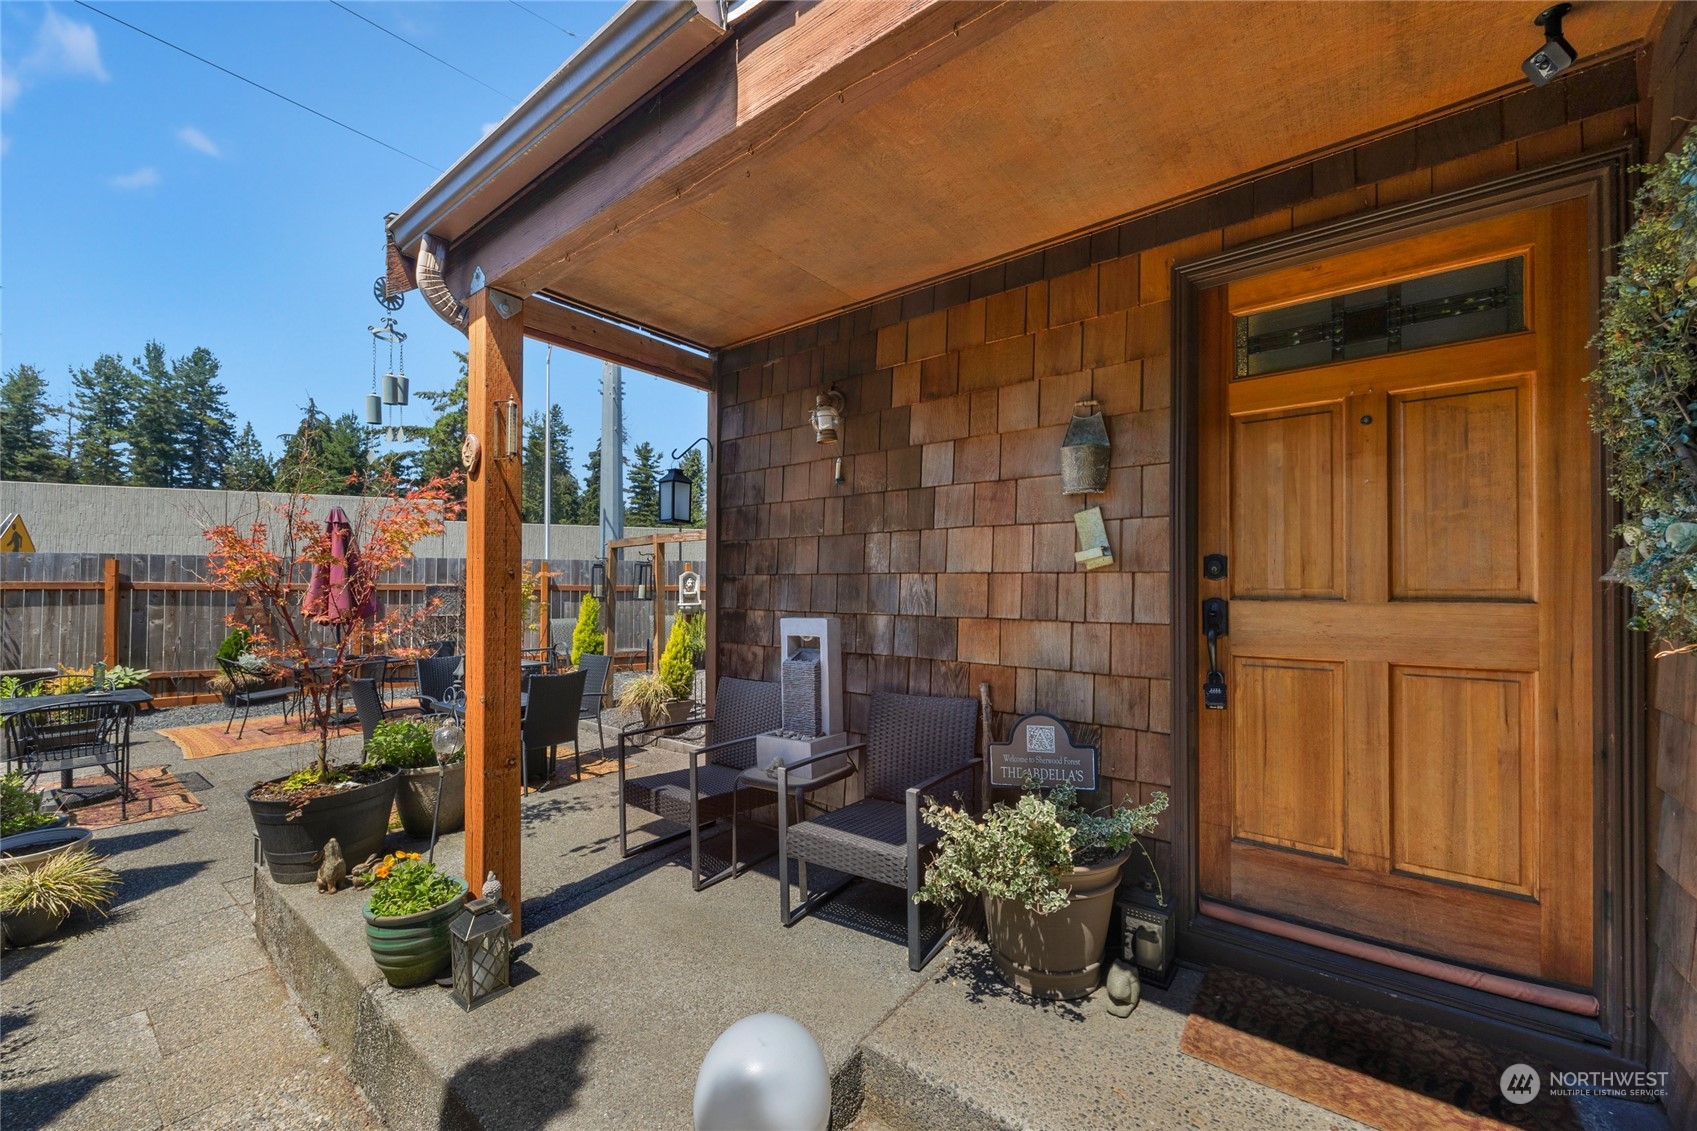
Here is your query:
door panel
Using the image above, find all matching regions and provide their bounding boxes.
[1231,407,1344,598]
[1197,200,1595,988]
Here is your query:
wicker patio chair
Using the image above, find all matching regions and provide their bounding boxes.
[777,691,980,971]
[350,677,388,745]
[4,699,136,820]
[522,669,587,786]
[415,655,463,715]
[617,677,779,890]
[574,653,613,757]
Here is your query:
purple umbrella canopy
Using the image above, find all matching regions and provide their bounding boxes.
[302,506,380,625]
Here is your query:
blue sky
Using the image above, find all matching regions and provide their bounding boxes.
[1,0,707,477]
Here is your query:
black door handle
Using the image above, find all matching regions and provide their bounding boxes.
[1203,598,1228,710]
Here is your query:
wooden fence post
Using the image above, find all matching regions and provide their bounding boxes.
[102,557,120,667]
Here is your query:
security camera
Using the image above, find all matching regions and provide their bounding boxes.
[1523,4,1578,86]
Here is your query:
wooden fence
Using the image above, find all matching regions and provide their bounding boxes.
[0,553,691,705]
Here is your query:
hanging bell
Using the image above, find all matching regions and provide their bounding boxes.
[382,373,401,406]
[1060,400,1111,495]
[364,393,383,426]
[395,375,408,406]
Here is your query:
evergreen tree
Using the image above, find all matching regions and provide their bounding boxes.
[128,341,181,486]
[172,347,236,488]
[521,406,580,524]
[0,364,64,481]
[68,353,136,485]
[577,446,602,527]
[223,422,275,491]
[677,446,706,526]
[277,399,370,493]
[625,441,661,526]
[412,350,468,501]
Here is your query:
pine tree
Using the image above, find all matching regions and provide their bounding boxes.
[412,351,468,501]
[0,364,64,482]
[522,406,580,524]
[172,347,236,488]
[68,353,136,485]
[625,441,661,526]
[677,447,706,526]
[129,341,182,486]
[223,422,275,491]
[577,446,602,527]
[277,399,370,493]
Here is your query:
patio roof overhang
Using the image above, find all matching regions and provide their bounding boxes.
[389,0,1661,363]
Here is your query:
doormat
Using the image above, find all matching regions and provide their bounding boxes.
[47,766,205,830]
[1179,965,1583,1131]
[158,717,359,759]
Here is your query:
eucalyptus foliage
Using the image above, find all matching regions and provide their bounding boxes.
[1590,129,1697,654]
[916,783,1169,916]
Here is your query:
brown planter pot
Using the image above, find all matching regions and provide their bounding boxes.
[983,847,1131,1001]
[393,762,465,839]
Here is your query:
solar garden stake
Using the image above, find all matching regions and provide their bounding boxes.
[429,721,465,866]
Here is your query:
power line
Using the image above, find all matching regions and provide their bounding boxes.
[508,2,579,38]
[73,1,440,172]
[329,2,519,103]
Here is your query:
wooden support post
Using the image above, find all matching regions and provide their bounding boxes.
[652,535,665,672]
[464,288,525,935]
[537,562,552,655]
[102,558,120,667]
[603,549,617,671]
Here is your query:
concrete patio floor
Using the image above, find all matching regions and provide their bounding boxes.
[2,712,1670,1130]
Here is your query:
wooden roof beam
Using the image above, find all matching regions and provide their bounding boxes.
[522,296,713,390]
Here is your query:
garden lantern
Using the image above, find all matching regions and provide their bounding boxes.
[658,466,692,526]
[449,889,513,1011]
[634,557,653,602]
[590,562,607,601]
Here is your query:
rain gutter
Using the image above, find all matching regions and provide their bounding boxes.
[388,0,729,257]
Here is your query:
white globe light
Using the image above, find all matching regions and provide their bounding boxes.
[693,1013,829,1131]
[432,721,465,763]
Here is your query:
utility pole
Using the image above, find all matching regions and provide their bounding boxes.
[600,361,624,552]
[541,347,552,561]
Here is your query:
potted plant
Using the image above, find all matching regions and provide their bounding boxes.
[0,845,119,946]
[360,850,467,987]
[917,782,1169,1000]
[366,719,464,839]
[0,773,88,872]
[205,458,462,884]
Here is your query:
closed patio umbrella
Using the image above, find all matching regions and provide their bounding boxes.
[303,506,379,627]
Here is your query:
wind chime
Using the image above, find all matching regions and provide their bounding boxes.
[365,311,409,443]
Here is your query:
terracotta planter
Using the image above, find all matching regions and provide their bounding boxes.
[393,762,465,839]
[0,826,93,873]
[983,847,1131,1000]
[363,877,467,987]
[246,769,399,885]
[1,904,69,946]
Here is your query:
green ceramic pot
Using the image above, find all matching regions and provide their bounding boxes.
[363,877,468,987]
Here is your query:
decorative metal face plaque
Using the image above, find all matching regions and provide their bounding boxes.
[988,713,1098,791]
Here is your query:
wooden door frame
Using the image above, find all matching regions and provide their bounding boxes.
[1169,146,1648,1068]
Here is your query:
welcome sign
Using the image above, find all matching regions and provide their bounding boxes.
[988,713,1098,792]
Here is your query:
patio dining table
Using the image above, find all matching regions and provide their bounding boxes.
[1,687,152,789]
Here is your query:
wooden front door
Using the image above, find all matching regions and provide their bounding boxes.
[1196,200,1595,988]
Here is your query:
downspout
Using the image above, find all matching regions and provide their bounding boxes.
[412,234,467,334]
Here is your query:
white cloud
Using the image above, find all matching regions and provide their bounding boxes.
[111,166,160,190]
[177,126,220,158]
[3,10,108,109]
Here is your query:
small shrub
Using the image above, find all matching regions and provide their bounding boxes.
[571,595,605,665]
[0,773,57,838]
[682,612,706,664]
[217,627,253,663]
[364,719,446,769]
[617,673,671,722]
[658,616,695,701]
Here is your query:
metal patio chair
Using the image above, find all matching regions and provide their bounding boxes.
[778,691,980,971]
[522,669,587,786]
[215,656,297,738]
[617,677,778,890]
[4,699,136,820]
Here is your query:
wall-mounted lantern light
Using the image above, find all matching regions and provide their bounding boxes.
[810,389,846,484]
[660,437,713,526]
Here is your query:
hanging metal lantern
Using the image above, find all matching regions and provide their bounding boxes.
[658,466,693,526]
[678,570,704,611]
[634,558,653,601]
[449,888,513,1011]
[590,562,607,601]
[1060,399,1111,495]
